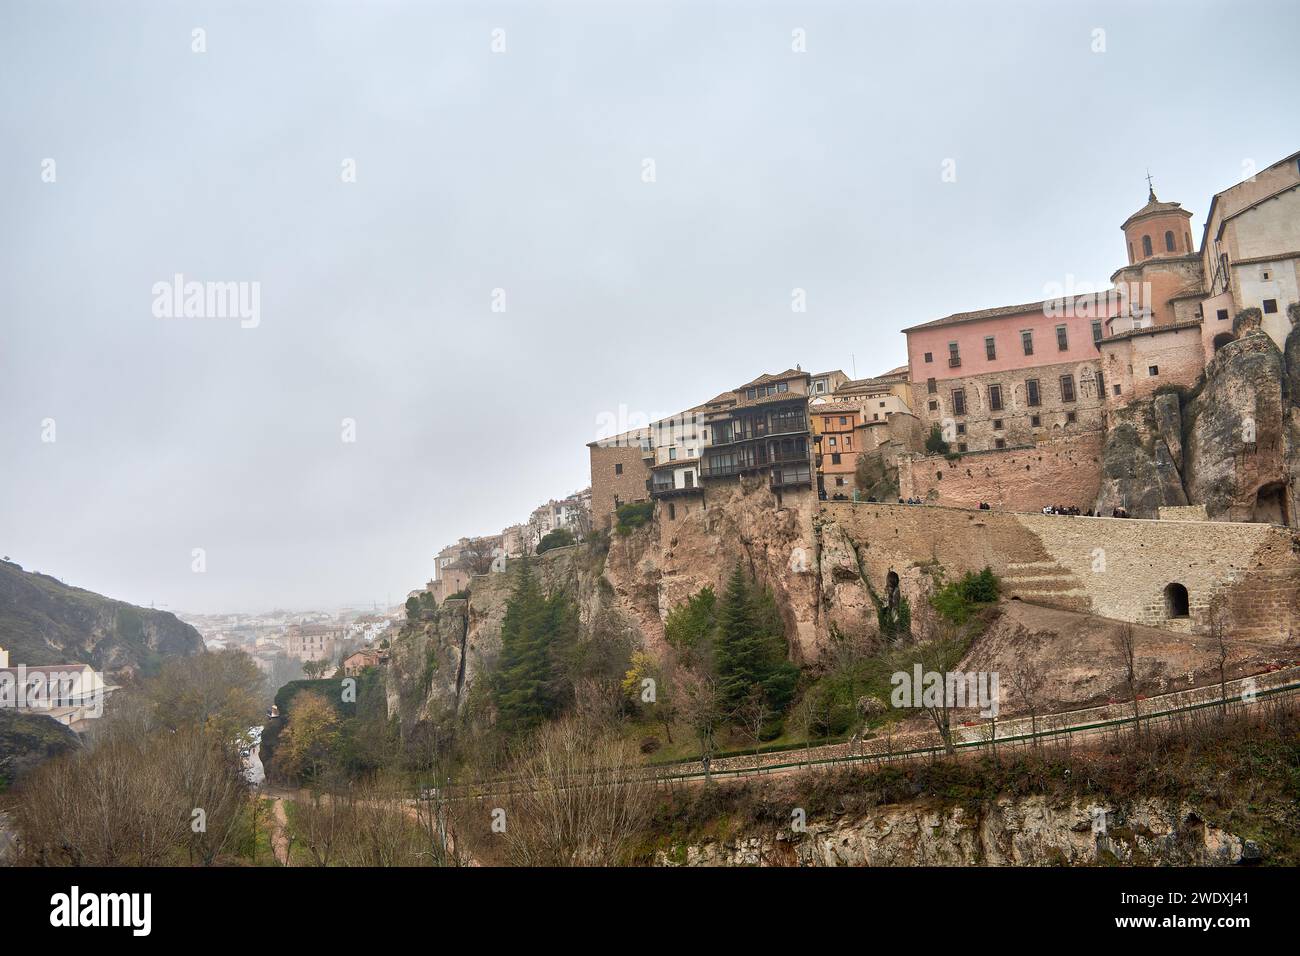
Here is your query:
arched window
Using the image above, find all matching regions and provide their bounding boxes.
[1142,235,1153,257]
[1164,230,1175,252]
[1163,583,1189,618]
[1128,242,1134,263]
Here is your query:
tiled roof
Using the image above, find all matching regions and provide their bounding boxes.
[1120,193,1190,230]
[737,368,809,389]
[901,293,1112,333]
[725,390,810,413]
[1102,318,1203,343]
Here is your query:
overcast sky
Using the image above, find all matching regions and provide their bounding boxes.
[1,1,1297,614]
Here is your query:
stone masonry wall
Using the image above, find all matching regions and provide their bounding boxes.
[822,501,1300,642]
[898,431,1104,512]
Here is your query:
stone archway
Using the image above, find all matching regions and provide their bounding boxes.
[1164,582,1189,619]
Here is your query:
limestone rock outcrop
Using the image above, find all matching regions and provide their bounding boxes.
[1095,392,1188,518]
[1183,329,1289,521]
[656,796,1256,867]
[1097,310,1300,524]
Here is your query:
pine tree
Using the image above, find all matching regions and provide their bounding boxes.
[713,566,798,715]
[492,557,580,737]
[493,557,552,736]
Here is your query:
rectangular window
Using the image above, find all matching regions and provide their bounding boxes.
[928,400,938,411]
[1113,384,1121,396]
[995,438,1006,449]
[992,418,1003,430]
[924,352,933,363]
[948,342,961,368]
[1217,308,1229,322]
[1096,371,1104,396]
[927,377,937,394]
[1263,299,1279,314]
[835,476,845,486]
[1148,365,1159,376]
[1030,414,1041,427]
[985,336,996,360]
[1026,379,1040,406]
[956,423,966,435]
[1091,320,1102,343]
[777,381,789,392]
[1021,330,1034,355]
[988,384,1003,411]
[614,463,623,475]
[839,416,848,425]
[1060,375,1076,402]
[957,443,967,453]
[952,388,967,415]
[669,447,677,460]
[746,388,755,400]
[844,436,852,449]
[831,453,842,465]
[1066,411,1077,423]
[1056,325,1068,350]
[828,436,837,446]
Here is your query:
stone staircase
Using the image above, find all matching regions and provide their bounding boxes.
[999,560,1092,613]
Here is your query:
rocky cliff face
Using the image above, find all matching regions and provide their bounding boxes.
[387,543,645,725]
[1183,330,1290,521]
[656,796,1257,866]
[1095,392,1189,518]
[1097,311,1300,523]
[606,478,822,661]
[386,480,830,726]
[0,559,203,674]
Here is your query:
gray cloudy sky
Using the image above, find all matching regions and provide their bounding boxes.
[1,1,1297,614]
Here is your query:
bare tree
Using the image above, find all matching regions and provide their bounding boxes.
[732,684,773,754]
[1208,603,1232,719]
[1008,653,1049,747]
[500,715,653,866]
[914,622,964,755]
[1114,622,1142,738]
[676,665,722,781]
[458,537,498,577]
[291,783,351,867]
[13,722,247,866]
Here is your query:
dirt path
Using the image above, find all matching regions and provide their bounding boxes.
[269,797,290,866]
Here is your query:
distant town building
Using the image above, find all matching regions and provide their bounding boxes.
[286,624,344,662]
[0,645,111,731]
[342,647,387,676]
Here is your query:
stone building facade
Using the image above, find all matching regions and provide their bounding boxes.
[588,429,653,529]
[903,294,1116,454]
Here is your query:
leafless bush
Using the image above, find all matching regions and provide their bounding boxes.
[13,723,248,866]
[500,715,653,866]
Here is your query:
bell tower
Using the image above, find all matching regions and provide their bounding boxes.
[1121,179,1195,265]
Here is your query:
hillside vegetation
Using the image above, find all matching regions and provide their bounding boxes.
[0,558,203,674]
